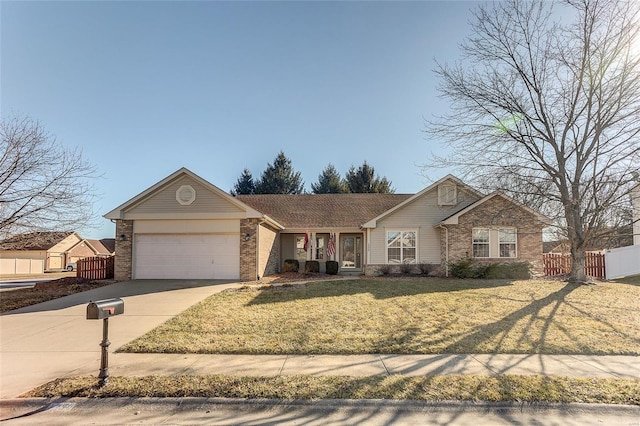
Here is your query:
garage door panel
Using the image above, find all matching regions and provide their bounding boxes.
[134,234,239,279]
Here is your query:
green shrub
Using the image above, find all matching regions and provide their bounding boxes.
[305,260,320,273]
[449,258,476,278]
[417,263,434,275]
[283,259,299,273]
[400,262,414,274]
[326,260,339,275]
[378,264,392,275]
[449,259,531,279]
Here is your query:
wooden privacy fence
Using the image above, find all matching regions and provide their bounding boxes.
[77,256,114,280]
[542,252,605,278]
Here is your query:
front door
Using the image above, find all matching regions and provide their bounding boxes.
[341,235,362,269]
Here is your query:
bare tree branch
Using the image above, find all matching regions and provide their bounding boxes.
[0,115,99,239]
[424,0,640,282]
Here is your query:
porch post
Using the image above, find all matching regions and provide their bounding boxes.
[311,232,316,260]
[335,232,340,264]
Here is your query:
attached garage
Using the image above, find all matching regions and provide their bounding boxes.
[105,168,283,281]
[134,234,239,279]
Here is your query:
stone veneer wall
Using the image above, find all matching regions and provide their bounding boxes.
[240,218,258,281]
[445,196,544,272]
[114,219,133,281]
[364,264,443,276]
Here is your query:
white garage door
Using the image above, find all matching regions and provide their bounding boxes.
[134,234,239,279]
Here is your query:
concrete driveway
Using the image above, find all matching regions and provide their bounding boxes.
[0,279,241,398]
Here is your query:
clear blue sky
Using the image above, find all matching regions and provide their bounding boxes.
[1,1,476,239]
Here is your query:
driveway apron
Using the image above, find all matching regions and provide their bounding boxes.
[0,280,239,398]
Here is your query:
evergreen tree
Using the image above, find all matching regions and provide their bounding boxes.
[230,168,255,195]
[345,161,394,193]
[254,151,305,194]
[311,163,348,194]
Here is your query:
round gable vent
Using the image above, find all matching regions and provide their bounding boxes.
[176,185,196,205]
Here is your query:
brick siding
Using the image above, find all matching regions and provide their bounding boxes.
[114,219,133,281]
[444,196,544,272]
[240,219,258,281]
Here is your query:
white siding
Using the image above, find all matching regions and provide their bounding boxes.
[125,175,244,217]
[369,188,479,264]
[134,219,240,234]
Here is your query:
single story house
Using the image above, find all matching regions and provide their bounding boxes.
[105,168,549,281]
[0,232,84,274]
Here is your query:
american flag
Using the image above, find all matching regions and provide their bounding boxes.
[303,232,309,252]
[327,233,336,257]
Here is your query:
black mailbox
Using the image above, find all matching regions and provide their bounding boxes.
[87,298,124,320]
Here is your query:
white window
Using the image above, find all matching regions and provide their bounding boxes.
[472,227,517,258]
[315,236,325,260]
[438,183,457,206]
[499,228,517,258]
[387,230,417,264]
[472,228,490,258]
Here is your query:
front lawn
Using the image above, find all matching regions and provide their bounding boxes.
[120,278,640,355]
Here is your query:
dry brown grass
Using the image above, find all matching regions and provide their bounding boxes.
[0,278,114,313]
[120,278,640,355]
[24,374,640,405]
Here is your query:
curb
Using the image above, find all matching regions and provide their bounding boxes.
[2,397,639,421]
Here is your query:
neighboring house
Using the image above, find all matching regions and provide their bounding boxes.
[104,168,549,281]
[86,239,115,257]
[0,232,84,274]
[99,238,116,255]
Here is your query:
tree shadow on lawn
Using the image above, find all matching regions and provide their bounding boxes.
[245,278,514,305]
[441,281,640,354]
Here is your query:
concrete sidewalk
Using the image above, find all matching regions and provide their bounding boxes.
[2,278,639,400]
[107,352,640,379]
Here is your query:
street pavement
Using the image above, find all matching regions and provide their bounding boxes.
[1,279,639,425]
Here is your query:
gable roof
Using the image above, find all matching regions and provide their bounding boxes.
[237,193,412,229]
[100,238,116,254]
[86,239,112,256]
[0,232,76,251]
[361,174,484,228]
[103,167,266,221]
[439,191,552,225]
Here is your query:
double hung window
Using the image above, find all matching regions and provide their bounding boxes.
[472,228,517,258]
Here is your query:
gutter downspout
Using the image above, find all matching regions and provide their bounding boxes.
[437,225,449,277]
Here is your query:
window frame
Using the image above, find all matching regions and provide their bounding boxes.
[498,228,517,258]
[386,229,418,264]
[472,228,490,258]
[471,227,517,259]
[315,235,325,260]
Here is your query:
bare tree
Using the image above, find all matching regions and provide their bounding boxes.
[426,0,640,282]
[0,115,98,240]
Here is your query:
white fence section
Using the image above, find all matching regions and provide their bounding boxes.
[0,258,45,275]
[604,245,640,279]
